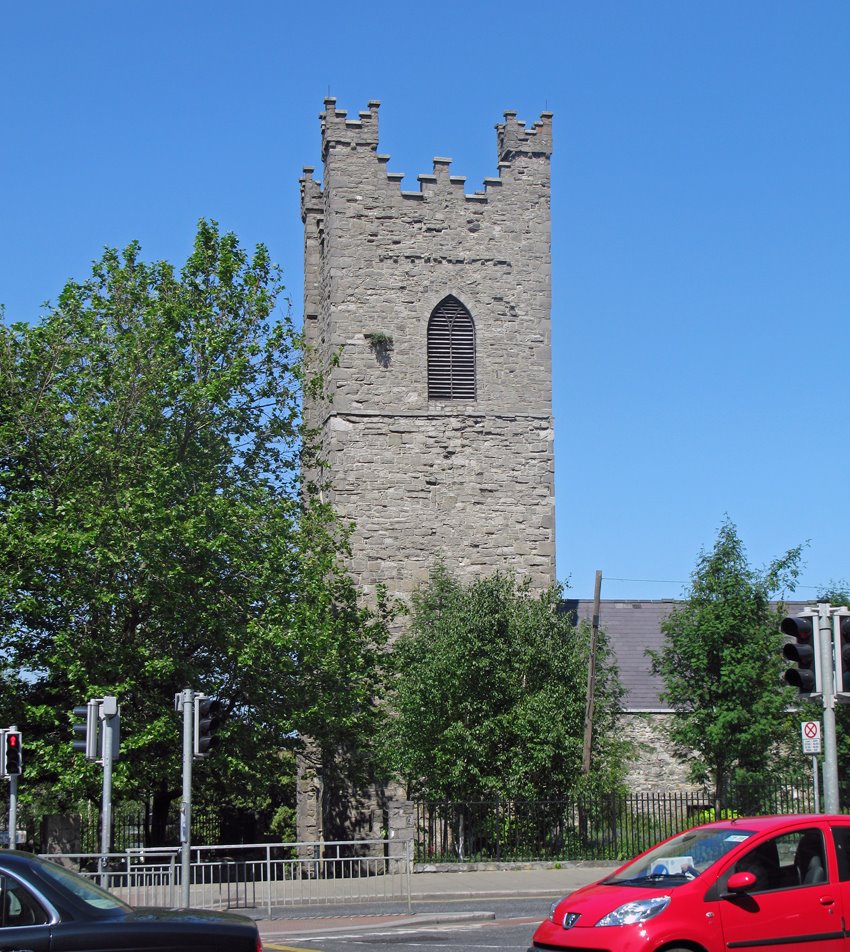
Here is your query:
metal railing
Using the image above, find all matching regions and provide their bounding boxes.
[39,839,412,915]
[415,784,819,863]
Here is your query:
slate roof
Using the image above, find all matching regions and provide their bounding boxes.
[562,599,811,713]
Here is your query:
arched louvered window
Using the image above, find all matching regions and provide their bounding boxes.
[427,296,476,400]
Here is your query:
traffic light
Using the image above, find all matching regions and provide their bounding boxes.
[72,701,100,761]
[194,695,222,758]
[782,613,821,696]
[2,731,21,776]
[833,611,850,700]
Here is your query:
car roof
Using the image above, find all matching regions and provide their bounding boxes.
[0,849,46,868]
[698,815,846,832]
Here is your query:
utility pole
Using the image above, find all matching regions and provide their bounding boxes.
[582,571,602,774]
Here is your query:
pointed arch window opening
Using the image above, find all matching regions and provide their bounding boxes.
[427,296,477,401]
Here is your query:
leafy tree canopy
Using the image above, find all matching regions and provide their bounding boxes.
[0,221,390,836]
[381,565,626,802]
[649,518,805,803]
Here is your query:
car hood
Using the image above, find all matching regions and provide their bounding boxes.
[551,881,683,928]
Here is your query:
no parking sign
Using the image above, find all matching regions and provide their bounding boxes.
[801,720,822,755]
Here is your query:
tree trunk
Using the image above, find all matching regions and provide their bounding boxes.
[148,787,174,847]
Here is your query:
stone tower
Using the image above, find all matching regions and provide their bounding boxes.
[300,99,556,604]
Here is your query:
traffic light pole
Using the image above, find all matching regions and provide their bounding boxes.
[180,688,194,909]
[99,697,118,887]
[7,724,17,851]
[818,604,840,813]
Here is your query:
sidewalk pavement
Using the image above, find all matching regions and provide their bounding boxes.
[255,862,619,940]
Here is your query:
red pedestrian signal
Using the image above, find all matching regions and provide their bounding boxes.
[3,731,22,776]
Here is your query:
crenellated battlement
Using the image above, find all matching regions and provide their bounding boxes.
[299,167,323,222]
[496,110,553,163]
[314,101,552,206]
[321,97,381,159]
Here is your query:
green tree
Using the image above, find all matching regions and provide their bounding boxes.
[649,519,804,808]
[0,221,390,841]
[382,565,626,802]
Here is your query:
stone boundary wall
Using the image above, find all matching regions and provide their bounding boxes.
[620,712,699,793]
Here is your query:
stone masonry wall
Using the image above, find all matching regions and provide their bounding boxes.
[620,714,699,793]
[301,99,556,602]
[326,413,554,595]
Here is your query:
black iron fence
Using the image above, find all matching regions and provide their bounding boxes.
[415,783,819,863]
[79,805,224,853]
[12,782,822,861]
[20,800,272,854]
[15,804,227,854]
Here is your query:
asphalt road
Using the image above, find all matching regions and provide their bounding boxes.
[261,899,549,952]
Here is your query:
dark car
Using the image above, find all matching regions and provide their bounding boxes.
[529,814,850,952]
[0,849,262,951]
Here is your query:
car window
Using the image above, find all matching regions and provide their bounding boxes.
[831,826,850,881]
[33,860,129,911]
[607,827,756,885]
[733,828,826,892]
[0,875,49,928]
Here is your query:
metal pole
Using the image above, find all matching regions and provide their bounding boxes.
[265,845,272,919]
[817,604,840,813]
[100,698,117,887]
[7,724,17,851]
[180,688,194,909]
[406,838,413,914]
[812,755,820,813]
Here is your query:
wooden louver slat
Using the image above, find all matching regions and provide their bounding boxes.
[427,296,476,400]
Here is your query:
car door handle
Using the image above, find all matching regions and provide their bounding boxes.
[819,896,835,905]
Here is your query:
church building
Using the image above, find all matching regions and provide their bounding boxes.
[300,99,556,605]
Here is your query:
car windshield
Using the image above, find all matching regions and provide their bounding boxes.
[35,859,130,911]
[605,826,756,886]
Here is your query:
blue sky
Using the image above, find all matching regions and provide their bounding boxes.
[2,1,848,601]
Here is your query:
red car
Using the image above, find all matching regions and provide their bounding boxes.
[529,814,850,952]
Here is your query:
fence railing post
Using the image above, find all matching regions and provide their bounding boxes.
[266,845,272,919]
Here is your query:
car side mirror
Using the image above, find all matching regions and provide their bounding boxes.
[726,871,757,893]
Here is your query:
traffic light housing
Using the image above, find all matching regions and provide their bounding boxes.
[833,611,850,700]
[2,731,21,776]
[72,701,100,761]
[782,613,821,696]
[194,695,222,758]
